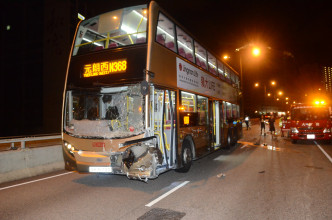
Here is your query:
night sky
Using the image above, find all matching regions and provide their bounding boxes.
[82,0,332,99]
[1,0,331,136]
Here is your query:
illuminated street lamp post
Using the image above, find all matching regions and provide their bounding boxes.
[229,44,262,116]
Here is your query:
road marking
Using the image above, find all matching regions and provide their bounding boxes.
[238,141,255,146]
[145,181,190,207]
[314,141,332,164]
[0,172,73,191]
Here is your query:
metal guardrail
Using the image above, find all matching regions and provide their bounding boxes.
[0,134,61,150]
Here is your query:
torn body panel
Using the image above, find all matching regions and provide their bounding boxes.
[122,143,163,181]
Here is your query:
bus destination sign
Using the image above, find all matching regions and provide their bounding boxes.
[83,59,127,78]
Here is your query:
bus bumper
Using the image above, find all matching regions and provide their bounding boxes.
[66,144,163,181]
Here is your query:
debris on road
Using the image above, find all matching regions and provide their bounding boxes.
[217,173,226,178]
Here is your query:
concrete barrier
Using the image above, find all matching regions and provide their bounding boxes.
[0,145,64,184]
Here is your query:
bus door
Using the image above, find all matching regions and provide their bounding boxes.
[221,101,227,146]
[151,87,177,168]
[195,95,210,156]
[219,101,225,145]
[212,101,221,149]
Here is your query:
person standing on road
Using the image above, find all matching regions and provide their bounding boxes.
[260,115,266,135]
[244,115,250,130]
[269,115,276,135]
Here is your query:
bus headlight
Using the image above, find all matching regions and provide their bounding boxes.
[323,128,331,133]
[291,127,299,133]
[63,141,75,156]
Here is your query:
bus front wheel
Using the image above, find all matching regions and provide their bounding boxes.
[177,142,193,173]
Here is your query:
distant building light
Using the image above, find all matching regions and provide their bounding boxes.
[78,13,85,20]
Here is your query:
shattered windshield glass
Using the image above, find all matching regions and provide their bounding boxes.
[64,84,144,138]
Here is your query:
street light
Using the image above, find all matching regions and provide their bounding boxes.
[254,80,276,114]
[226,44,262,117]
[252,47,261,57]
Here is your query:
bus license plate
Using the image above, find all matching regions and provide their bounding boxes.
[89,167,113,173]
[307,134,315,139]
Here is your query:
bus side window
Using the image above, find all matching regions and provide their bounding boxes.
[207,52,217,76]
[224,67,231,83]
[226,102,232,122]
[217,61,226,81]
[197,95,208,126]
[156,13,176,52]
[176,26,194,62]
[180,91,198,127]
[194,41,207,70]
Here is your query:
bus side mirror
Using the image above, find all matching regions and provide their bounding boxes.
[140,81,149,96]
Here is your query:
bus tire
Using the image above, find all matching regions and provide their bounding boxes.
[226,133,232,149]
[232,129,238,146]
[292,139,297,144]
[176,141,193,173]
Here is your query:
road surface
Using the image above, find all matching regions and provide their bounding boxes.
[1,120,331,220]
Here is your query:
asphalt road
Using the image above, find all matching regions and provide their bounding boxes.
[1,121,331,220]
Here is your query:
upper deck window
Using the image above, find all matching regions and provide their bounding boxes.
[194,41,207,70]
[156,13,176,52]
[224,66,231,83]
[73,4,147,56]
[229,71,235,84]
[217,61,225,80]
[176,26,194,62]
[207,52,217,76]
[235,75,240,88]
[229,70,238,86]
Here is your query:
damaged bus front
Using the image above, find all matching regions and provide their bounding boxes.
[63,83,164,181]
[61,4,170,181]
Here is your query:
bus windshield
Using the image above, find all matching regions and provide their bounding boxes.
[64,83,144,138]
[73,4,147,56]
[291,107,330,120]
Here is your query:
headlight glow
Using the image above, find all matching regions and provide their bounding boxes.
[323,128,331,133]
[291,127,299,133]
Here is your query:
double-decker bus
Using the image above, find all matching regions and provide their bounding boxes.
[290,102,332,144]
[62,1,242,181]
